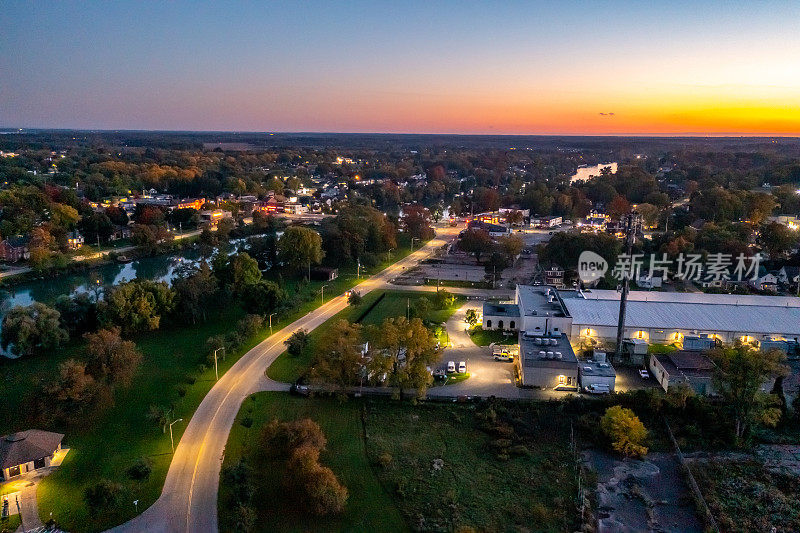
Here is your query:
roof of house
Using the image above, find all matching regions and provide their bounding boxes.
[0,430,64,469]
[3,235,31,248]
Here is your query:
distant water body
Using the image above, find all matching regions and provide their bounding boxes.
[570,162,618,183]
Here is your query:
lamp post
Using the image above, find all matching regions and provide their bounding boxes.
[169,418,183,453]
[411,237,419,251]
[269,313,277,335]
[213,347,225,381]
[320,284,329,304]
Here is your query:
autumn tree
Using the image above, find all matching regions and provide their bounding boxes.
[84,327,142,386]
[459,228,493,261]
[710,344,788,442]
[401,205,434,240]
[759,222,798,258]
[600,405,648,458]
[310,320,366,393]
[498,234,524,261]
[278,226,324,279]
[257,418,347,516]
[366,316,440,399]
[607,195,631,218]
[1,302,68,357]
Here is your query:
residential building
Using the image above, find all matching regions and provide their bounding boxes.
[0,430,64,480]
[311,266,339,281]
[0,235,31,263]
[544,265,565,288]
[777,266,800,289]
[67,231,84,250]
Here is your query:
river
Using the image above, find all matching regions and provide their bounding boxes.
[570,162,618,183]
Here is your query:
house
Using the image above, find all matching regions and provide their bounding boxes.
[637,275,663,289]
[648,351,716,394]
[777,266,800,289]
[769,215,800,230]
[110,225,132,241]
[311,266,339,281]
[67,231,84,250]
[0,430,64,480]
[199,209,232,227]
[0,235,31,263]
[544,265,565,289]
[749,269,778,292]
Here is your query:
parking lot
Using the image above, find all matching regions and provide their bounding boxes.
[428,300,663,400]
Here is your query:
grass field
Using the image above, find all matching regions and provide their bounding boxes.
[468,326,517,346]
[0,514,21,532]
[219,392,408,532]
[220,394,579,532]
[267,290,464,383]
[0,243,423,532]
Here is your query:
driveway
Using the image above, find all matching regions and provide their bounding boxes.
[428,301,520,399]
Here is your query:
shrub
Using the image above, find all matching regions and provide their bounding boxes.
[238,314,265,338]
[600,405,648,458]
[378,452,393,469]
[84,480,122,515]
[240,416,253,428]
[127,457,152,480]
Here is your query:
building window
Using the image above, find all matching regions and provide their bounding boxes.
[486,320,492,328]
[510,321,515,330]
[558,375,565,384]
[498,320,504,330]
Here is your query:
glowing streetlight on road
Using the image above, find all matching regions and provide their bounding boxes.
[169,418,183,454]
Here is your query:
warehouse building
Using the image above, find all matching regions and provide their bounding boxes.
[511,285,800,348]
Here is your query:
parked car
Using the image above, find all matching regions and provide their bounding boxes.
[639,369,650,379]
[290,377,310,396]
[494,353,514,362]
[584,383,610,395]
[458,361,467,374]
[433,369,447,380]
[447,361,456,373]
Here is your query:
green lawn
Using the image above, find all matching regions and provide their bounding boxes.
[0,240,426,531]
[0,514,21,533]
[220,395,578,532]
[267,291,464,383]
[219,392,408,533]
[468,326,517,346]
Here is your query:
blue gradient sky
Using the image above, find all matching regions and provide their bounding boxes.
[2,1,799,134]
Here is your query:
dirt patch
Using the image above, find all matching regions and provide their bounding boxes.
[584,450,702,532]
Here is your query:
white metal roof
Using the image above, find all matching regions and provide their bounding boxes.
[562,298,800,336]
[569,289,800,308]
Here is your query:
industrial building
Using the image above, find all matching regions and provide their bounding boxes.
[485,285,800,348]
[518,332,578,389]
[578,352,616,392]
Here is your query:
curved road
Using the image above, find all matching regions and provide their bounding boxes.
[109,227,460,533]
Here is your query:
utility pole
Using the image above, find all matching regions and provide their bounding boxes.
[615,212,641,362]
[357,259,361,279]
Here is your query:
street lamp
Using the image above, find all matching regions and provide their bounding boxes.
[269,313,277,335]
[169,418,183,453]
[411,237,419,251]
[320,284,329,304]
[213,347,225,381]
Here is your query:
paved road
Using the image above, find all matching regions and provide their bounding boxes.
[109,227,483,533]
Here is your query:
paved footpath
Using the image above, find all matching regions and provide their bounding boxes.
[108,228,485,533]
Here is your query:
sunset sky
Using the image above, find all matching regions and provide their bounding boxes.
[2,0,799,135]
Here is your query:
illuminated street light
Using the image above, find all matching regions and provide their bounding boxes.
[169,418,183,453]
